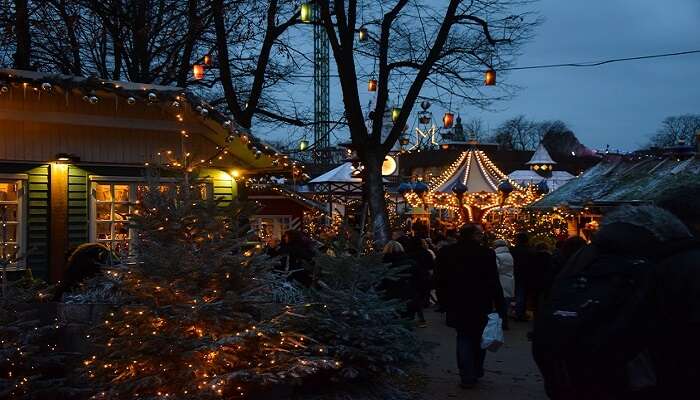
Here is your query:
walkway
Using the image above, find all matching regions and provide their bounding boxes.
[413,309,547,400]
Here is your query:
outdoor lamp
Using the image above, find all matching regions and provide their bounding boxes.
[359,27,368,42]
[443,112,454,128]
[300,3,313,23]
[484,69,496,86]
[193,64,205,80]
[391,107,401,122]
[368,79,377,92]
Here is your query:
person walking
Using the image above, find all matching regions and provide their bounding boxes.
[382,240,418,319]
[436,224,505,388]
[511,232,533,321]
[493,239,514,329]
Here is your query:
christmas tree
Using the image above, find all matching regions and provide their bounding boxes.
[79,177,421,399]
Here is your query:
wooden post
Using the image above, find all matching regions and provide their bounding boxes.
[50,163,69,283]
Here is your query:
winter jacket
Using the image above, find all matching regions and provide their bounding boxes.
[436,239,505,331]
[494,243,515,298]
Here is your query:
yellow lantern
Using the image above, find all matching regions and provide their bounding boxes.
[193,64,205,80]
[299,139,309,151]
[367,79,377,92]
[203,54,213,66]
[391,107,401,122]
[300,3,313,23]
[359,27,368,42]
[484,68,496,86]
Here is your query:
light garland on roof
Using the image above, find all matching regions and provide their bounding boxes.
[462,151,473,185]
[428,151,468,191]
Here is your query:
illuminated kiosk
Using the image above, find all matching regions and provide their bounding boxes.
[403,147,540,226]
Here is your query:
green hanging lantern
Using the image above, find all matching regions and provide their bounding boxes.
[300,3,313,23]
[391,107,401,122]
[299,139,309,151]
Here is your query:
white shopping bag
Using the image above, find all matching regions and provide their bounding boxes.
[481,313,504,352]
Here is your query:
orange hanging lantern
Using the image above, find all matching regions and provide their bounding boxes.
[203,54,213,66]
[484,68,496,86]
[443,112,454,128]
[368,79,377,92]
[193,64,205,80]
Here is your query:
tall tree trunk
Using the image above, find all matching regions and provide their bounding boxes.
[175,0,199,87]
[58,0,81,75]
[13,0,31,69]
[362,151,390,247]
[133,0,149,82]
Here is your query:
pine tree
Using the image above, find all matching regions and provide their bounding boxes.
[83,180,341,399]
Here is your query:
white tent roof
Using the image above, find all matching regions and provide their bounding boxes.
[526,143,557,165]
[508,170,575,192]
[309,162,362,184]
[431,149,513,193]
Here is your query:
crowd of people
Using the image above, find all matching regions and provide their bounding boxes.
[262,200,700,398]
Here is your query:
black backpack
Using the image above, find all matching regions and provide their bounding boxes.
[533,242,674,398]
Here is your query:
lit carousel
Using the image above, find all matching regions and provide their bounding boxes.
[399,147,545,230]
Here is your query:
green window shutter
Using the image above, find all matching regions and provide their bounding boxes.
[26,165,50,280]
[67,166,89,248]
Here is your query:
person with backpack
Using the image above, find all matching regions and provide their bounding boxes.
[436,223,505,388]
[533,205,695,399]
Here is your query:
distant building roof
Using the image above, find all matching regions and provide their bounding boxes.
[526,143,557,165]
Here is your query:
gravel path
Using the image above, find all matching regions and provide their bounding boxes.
[413,308,547,400]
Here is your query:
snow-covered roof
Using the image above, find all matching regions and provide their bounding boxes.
[508,170,575,192]
[532,156,700,208]
[430,148,519,193]
[526,143,557,165]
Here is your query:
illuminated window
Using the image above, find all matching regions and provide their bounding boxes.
[91,179,211,259]
[0,180,24,269]
[92,183,135,258]
[251,215,293,242]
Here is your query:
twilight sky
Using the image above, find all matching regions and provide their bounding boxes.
[273,0,700,152]
[480,0,700,151]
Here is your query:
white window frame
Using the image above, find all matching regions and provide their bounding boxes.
[89,180,139,259]
[0,174,28,271]
[251,215,293,242]
[89,176,212,258]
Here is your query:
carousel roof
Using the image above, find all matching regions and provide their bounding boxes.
[526,143,557,165]
[429,148,519,193]
[508,170,575,192]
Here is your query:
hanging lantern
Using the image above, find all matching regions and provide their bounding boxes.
[358,27,368,42]
[418,111,431,125]
[451,182,468,196]
[203,54,213,66]
[497,179,513,195]
[413,181,428,196]
[299,139,309,151]
[443,112,454,128]
[193,64,205,80]
[300,3,313,23]
[391,107,401,122]
[367,79,377,92]
[484,68,496,86]
[399,136,410,146]
[397,182,413,196]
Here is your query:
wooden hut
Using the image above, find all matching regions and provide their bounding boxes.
[0,69,293,282]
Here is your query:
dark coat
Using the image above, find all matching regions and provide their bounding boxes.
[381,252,417,308]
[436,239,505,331]
[510,244,534,289]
